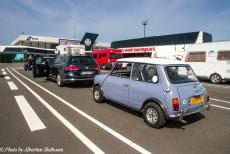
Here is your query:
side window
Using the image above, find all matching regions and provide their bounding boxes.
[185,52,206,62]
[102,53,107,57]
[93,54,97,59]
[111,62,132,78]
[35,57,46,65]
[54,56,61,64]
[60,56,67,66]
[217,51,230,60]
[131,63,158,83]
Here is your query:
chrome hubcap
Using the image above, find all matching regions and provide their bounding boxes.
[211,75,220,83]
[57,75,61,85]
[94,90,100,100]
[146,108,158,124]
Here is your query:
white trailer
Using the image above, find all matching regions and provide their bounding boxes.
[181,41,230,83]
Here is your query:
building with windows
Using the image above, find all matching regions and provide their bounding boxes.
[12,35,58,49]
[0,34,109,62]
[111,31,213,59]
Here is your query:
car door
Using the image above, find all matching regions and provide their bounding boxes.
[129,63,165,109]
[51,55,62,78]
[32,56,50,78]
[102,61,132,105]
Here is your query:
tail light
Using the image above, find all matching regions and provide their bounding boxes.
[172,98,179,111]
[95,65,100,70]
[65,65,79,71]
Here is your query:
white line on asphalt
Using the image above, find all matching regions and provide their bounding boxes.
[211,104,230,110]
[10,68,152,154]
[1,68,5,71]
[7,81,18,90]
[7,68,104,154]
[5,76,10,80]
[210,98,230,104]
[15,95,46,132]
[3,71,7,75]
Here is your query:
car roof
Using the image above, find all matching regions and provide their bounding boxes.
[117,57,187,65]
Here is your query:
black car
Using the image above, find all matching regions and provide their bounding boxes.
[33,54,100,86]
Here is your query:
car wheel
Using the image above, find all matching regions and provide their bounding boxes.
[88,81,94,86]
[32,68,37,78]
[57,74,64,87]
[143,102,166,128]
[93,86,104,103]
[210,73,222,84]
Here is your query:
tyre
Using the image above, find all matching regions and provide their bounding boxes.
[143,102,166,128]
[93,86,104,103]
[210,73,222,84]
[88,81,94,86]
[57,74,64,87]
[32,67,37,78]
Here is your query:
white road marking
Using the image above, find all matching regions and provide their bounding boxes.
[1,68,5,71]
[5,76,10,80]
[14,67,24,70]
[210,98,230,104]
[7,68,104,154]
[15,95,46,132]
[211,104,230,110]
[7,81,18,90]
[10,68,152,154]
[3,71,7,75]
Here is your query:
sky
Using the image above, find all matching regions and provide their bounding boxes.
[0,0,230,45]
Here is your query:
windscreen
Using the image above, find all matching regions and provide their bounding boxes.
[165,65,198,84]
[70,56,96,65]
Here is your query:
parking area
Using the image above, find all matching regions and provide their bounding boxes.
[0,63,230,154]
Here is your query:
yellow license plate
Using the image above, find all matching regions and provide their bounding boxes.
[190,96,204,105]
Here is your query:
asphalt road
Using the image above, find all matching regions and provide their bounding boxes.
[0,63,230,154]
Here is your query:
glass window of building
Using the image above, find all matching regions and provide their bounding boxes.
[39,42,45,48]
[46,43,51,49]
[32,42,39,48]
[23,41,32,46]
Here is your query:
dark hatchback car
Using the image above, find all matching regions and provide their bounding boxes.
[33,54,100,86]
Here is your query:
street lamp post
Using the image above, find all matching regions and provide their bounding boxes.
[141,20,148,38]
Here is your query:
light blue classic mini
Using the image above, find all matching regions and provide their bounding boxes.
[93,58,210,128]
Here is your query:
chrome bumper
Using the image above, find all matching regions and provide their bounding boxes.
[169,103,211,119]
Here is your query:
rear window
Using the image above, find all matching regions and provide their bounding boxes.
[165,66,198,84]
[70,56,97,65]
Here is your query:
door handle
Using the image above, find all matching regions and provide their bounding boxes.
[123,84,129,87]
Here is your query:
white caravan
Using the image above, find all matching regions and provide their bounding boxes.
[181,41,230,84]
